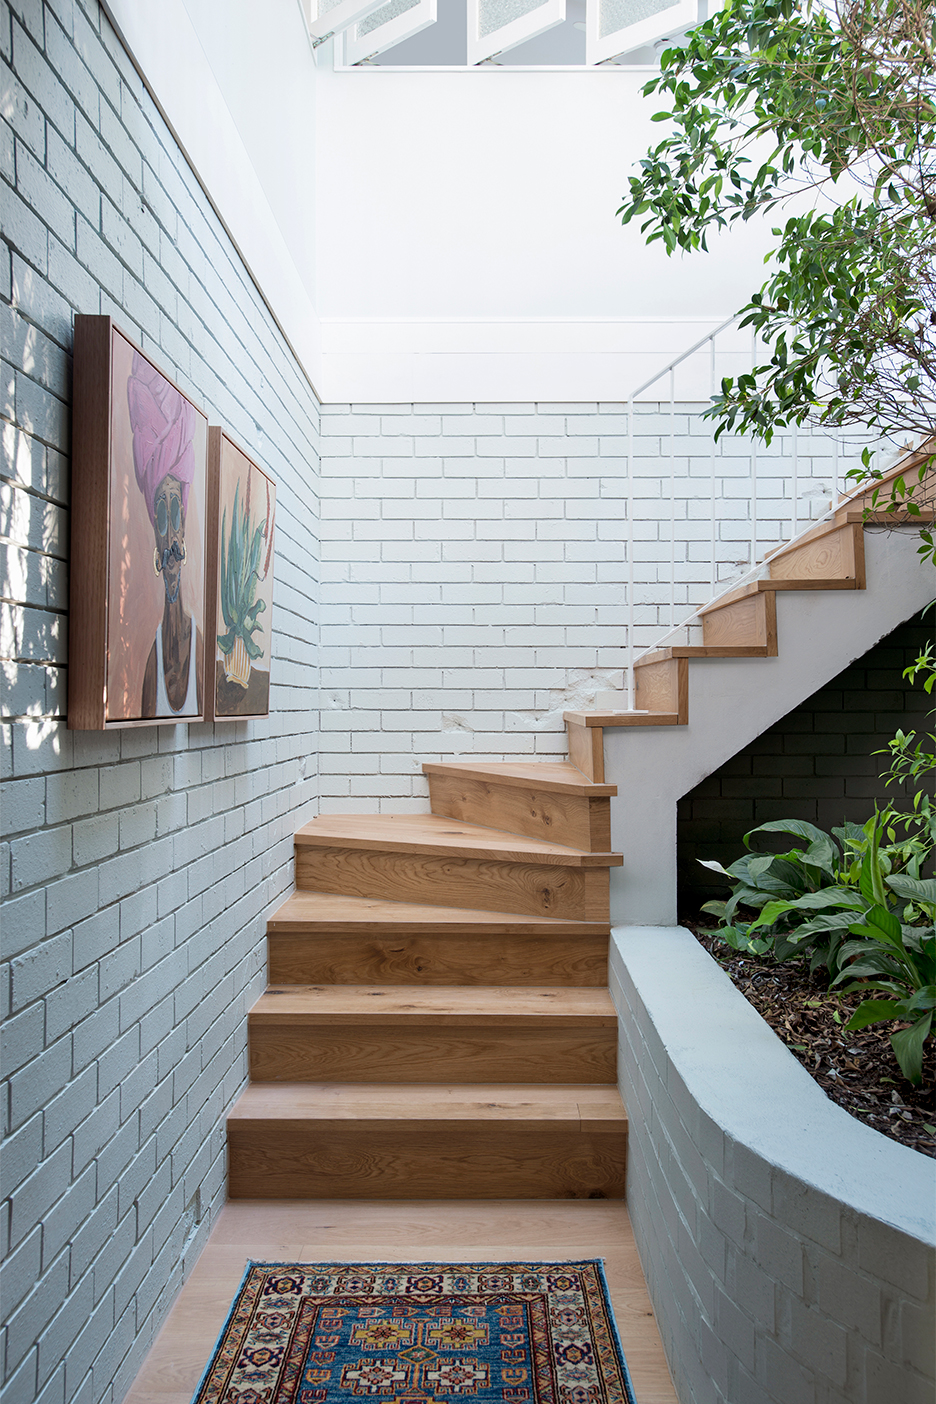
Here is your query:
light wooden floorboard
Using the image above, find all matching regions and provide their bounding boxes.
[123,1199,677,1404]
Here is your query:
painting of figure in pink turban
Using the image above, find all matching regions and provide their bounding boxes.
[105,331,207,722]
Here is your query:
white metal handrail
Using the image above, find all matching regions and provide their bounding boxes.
[621,318,865,711]
[624,316,739,709]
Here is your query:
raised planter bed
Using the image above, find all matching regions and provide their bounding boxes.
[609,924,936,1404]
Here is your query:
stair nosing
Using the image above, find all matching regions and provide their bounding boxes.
[249,984,618,1027]
[229,1081,628,1127]
[267,891,612,934]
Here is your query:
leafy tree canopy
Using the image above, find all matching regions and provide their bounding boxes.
[618,0,936,464]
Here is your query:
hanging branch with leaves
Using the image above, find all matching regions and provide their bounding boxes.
[618,0,936,504]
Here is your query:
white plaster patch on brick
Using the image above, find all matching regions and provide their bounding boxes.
[317,401,863,812]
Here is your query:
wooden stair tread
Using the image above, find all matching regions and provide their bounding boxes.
[251,984,617,1025]
[267,889,610,935]
[564,709,681,728]
[422,760,617,797]
[229,1081,627,1128]
[295,813,622,867]
[843,508,936,523]
[636,645,769,665]
[698,577,857,612]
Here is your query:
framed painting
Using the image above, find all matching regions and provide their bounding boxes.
[69,316,208,728]
[205,428,275,721]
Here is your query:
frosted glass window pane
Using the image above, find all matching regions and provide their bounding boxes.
[358,0,421,36]
[479,0,547,38]
[317,0,346,15]
[599,0,680,38]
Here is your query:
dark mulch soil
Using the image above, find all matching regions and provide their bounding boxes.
[690,926,936,1159]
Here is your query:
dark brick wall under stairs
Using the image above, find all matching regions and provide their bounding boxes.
[677,609,933,919]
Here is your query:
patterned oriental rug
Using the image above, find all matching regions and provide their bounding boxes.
[191,1261,639,1404]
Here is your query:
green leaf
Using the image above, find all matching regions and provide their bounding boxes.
[744,819,831,850]
[844,999,901,1032]
[887,875,936,908]
[849,904,903,947]
[891,1013,933,1086]
[700,899,728,918]
[786,910,866,941]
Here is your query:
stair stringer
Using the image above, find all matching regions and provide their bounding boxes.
[604,526,932,926]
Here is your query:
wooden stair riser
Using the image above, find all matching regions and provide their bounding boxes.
[227,1122,627,1199]
[267,930,609,986]
[837,443,935,518]
[700,589,777,654]
[248,1024,618,1084]
[294,846,612,922]
[426,771,611,851]
[566,716,605,782]
[768,520,865,585]
[633,656,688,721]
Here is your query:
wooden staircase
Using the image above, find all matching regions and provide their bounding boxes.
[564,448,934,779]
[227,444,933,1193]
[227,757,628,1199]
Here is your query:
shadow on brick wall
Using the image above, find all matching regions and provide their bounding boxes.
[677,608,933,920]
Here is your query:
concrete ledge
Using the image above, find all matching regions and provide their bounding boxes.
[610,925,936,1404]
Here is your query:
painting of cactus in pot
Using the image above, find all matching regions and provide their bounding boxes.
[206,429,275,720]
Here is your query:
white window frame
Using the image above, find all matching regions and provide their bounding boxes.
[301,0,392,44]
[585,0,697,64]
[467,0,566,65]
[342,0,438,63]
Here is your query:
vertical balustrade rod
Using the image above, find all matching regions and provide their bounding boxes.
[626,395,636,711]
[791,422,799,539]
[709,337,717,593]
[669,367,676,629]
[750,326,758,569]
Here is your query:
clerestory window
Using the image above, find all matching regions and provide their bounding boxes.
[302,0,707,68]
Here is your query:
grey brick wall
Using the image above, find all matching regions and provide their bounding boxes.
[1,5,320,1404]
[677,609,932,916]
[610,927,936,1404]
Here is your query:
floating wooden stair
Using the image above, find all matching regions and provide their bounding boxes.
[422,758,615,849]
[227,750,628,1199]
[765,517,865,586]
[564,446,934,764]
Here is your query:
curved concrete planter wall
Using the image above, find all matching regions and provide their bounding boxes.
[610,926,936,1404]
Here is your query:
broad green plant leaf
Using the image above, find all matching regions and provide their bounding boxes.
[848,903,903,947]
[887,874,936,907]
[747,887,865,931]
[744,819,832,850]
[891,1012,933,1086]
[844,998,904,1032]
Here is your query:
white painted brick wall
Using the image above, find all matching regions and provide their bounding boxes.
[318,402,863,812]
[1,7,320,1404]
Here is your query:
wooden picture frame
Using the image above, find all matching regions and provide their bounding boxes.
[205,428,276,722]
[68,316,209,729]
